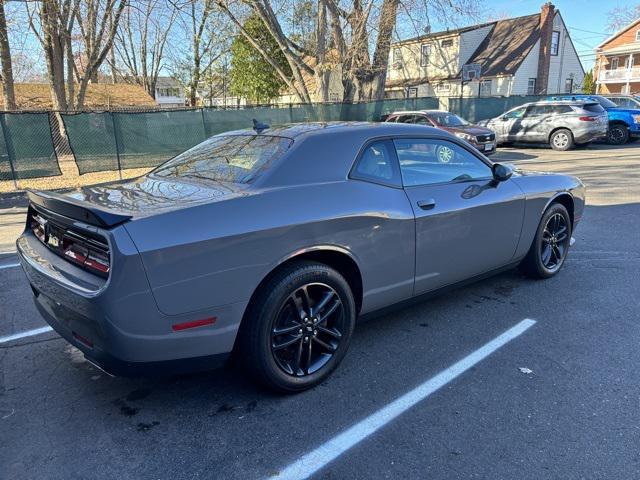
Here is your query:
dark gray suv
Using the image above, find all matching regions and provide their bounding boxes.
[479,100,608,150]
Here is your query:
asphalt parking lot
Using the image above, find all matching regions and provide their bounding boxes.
[1,143,640,479]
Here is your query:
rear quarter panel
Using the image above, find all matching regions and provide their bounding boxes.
[124,180,416,316]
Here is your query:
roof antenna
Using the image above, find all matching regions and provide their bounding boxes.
[252,118,269,133]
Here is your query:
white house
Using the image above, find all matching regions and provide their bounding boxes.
[385,3,584,99]
[154,76,185,108]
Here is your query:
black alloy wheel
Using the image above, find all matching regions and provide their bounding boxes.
[271,283,345,377]
[520,202,572,279]
[239,261,356,392]
[608,124,629,145]
[540,212,570,272]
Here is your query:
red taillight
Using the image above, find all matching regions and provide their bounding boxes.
[30,207,110,278]
[578,116,597,122]
[84,250,110,274]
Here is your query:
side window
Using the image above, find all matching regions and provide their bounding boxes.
[504,107,526,119]
[396,115,415,123]
[553,105,573,114]
[394,138,492,187]
[352,140,400,186]
[525,105,546,116]
[413,116,431,125]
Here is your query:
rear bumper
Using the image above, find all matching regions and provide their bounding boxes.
[574,127,608,144]
[32,289,229,376]
[17,230,245,377]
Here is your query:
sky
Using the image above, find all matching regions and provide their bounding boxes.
[451,0,638,71]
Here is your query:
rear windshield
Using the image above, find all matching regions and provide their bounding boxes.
[152,135,293,184]
[583,103,606,113]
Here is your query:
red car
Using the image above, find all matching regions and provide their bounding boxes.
[385,110,497,155]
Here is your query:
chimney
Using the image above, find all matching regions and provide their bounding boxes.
[535,2,555,95]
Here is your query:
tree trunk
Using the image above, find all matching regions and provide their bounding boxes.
[0,0,16,110]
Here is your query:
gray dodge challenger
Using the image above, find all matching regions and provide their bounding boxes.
[17,122,585,392]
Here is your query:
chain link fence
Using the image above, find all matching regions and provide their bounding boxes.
[1,95,551,191]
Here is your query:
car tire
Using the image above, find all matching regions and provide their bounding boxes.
[607,124,629,145]
[549,129,574,151]
[519,203,572,279]
[238,261,356,393]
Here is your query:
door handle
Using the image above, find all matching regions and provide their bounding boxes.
[417,199,436,210]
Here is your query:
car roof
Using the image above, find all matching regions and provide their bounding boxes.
[514,100,595,108]
[219,121,445,140]
[390,110,449,115]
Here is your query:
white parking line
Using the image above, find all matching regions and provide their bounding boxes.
[0,326,54,344]
[271,318,537,480]
[0,262,20,270]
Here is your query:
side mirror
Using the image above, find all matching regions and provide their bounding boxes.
[492,163,513,182]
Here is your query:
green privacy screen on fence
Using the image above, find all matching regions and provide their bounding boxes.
[0,113,61,180]
[62,97,442,174]
[447,95,543,123]
[62,112,119,174]
[114,110,207,169]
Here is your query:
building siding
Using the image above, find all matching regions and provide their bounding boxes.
[512,40,541,95]
[547,13,584,94]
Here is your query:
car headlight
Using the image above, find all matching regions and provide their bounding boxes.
[455,132,474,141]
[633,114,640,124]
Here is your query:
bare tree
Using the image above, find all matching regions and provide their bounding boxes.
[607,4,640,32]
[73,0,127,108]
[114,0,178,98]
[170,0,230,106]
[27,0,79,110]
[0,0,16,110]
[27,0,125,110]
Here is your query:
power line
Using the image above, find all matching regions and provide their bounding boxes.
[568,26,611,36]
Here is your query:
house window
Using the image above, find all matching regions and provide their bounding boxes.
[329,92,340,102]
[527,78,537,95]
[436,82,451,93]
[550,31,560,56]
[479,79,492,97]
[564,78,573,94]
[420,44,431,67]
[393,47,403,65]
[625,56,635,69]
[441,39,453,48]
[406,87,418,98]
[611,57,619,69]
[636,30,640,41]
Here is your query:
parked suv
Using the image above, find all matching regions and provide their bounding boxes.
[550,94,640,144]
[385,110,497,155]
[479,100,608,151]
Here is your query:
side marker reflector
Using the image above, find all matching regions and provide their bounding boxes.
[171,317,216,332]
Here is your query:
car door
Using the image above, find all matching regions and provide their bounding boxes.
[517,105,553,142]
[393,137,525,295]
[501,106,528,142]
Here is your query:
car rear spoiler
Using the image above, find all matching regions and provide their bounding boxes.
[27,190,132,228]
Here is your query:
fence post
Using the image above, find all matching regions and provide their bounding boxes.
[110,112,123,180]
[0,113,19,190]
[200,107,206,138]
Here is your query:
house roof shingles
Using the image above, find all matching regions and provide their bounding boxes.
[464,14,541,77]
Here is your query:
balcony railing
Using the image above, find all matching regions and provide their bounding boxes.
[599,67,640,82]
